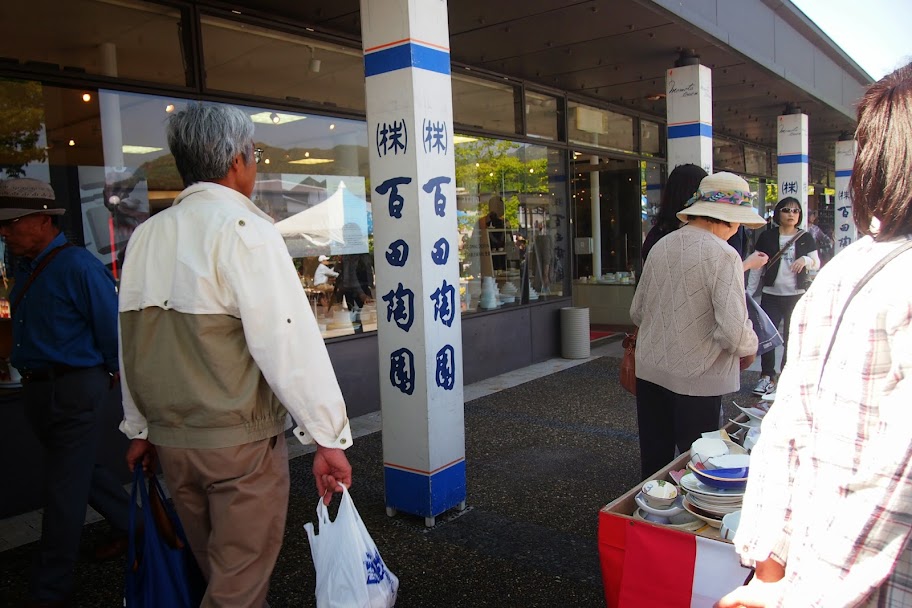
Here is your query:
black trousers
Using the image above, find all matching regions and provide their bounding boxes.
[635,378,721,481]
[22,366,132,603]
[759,293,803,379]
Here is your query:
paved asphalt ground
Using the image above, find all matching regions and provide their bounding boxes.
[0,346,760,607]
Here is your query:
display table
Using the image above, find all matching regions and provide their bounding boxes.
[571,281,635,325]
[598,450,752,608]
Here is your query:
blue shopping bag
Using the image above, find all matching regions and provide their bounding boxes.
[125,467,206,607]
[746,293,784,356]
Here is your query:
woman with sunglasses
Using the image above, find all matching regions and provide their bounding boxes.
[746,197,820,397]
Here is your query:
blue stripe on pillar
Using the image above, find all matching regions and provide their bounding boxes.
[835,170,852,177]
[667,123,712,139]
[777,154,809,164]
[646,184,662,191]
[384,461,466,518]
[365,43,451,77]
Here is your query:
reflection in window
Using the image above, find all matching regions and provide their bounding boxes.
[200,15,366,112]
[452,74,519,134]
[0,0,186,86]
[568,102,634,153]
[525,91,560,141]
[744,146,769,176]
[640,120,662,156]
[713,139,745,173]
[455,137,566,313]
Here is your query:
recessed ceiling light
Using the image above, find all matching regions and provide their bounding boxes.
[82,93,92,102]
[123,145,163,154]
[250,112,306,125]
[289,157,333,165]
[68,139,76,146]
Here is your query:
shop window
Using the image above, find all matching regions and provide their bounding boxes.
[452,74,520,135]
[570,154,641,279]
[641,161,664,250]
[640,120,662,156]
[200,15,365,113]
[525,91,560,141]
[713,139,745,173]
[744,146,769,176]
[454,136,567,312]
[0,79,374,339]
[567,102,635,153]
[0,0,186,86]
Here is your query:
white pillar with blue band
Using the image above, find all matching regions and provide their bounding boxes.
[776,113,809,229]
[361,0,466,527]
[665,64,713,176]
[833,140,858,255]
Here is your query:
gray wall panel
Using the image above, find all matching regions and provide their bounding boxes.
[530,300,569,363]
[814,49,845,107]
[326,333,381,418]
[719,1,774,63]
[461,307,533,384]
[775,15,815,88]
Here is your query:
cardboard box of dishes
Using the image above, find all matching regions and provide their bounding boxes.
[597,430,756,608]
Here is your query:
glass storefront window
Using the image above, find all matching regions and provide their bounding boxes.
[567,101,635,153]
[452,74,519,134]
[570,154,641,278]
[454,136,567,312]
[200,16,366,112]
[640,120,662,156]
[744,146,769,176]
[0,0,186,87]
[713,139,745,173]
[525,91,560,141]
[641,162,664,249]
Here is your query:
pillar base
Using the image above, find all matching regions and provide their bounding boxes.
[384,460,466,520]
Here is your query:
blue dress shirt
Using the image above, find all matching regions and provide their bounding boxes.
[9,233,119,372]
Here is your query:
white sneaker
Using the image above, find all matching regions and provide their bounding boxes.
[752,377,775,396]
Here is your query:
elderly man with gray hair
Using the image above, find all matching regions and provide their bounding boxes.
[119,103,353,607]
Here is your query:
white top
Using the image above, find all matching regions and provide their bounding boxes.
[313,263,338,286]
[746,235,820,296]
[117,182,352,448]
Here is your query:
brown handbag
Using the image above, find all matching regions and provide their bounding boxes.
[620,328,638,395]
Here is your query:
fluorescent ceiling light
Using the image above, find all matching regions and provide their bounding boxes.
[250,112,306,124]
[453,135,477,144]
[289,157,333,165]
[123,145,163,154]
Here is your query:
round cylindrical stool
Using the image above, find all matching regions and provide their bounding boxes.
[560,307,590,359]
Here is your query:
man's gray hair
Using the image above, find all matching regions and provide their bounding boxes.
[166,103,255,187]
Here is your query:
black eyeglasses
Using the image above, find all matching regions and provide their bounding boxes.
[780,207,800,214]
[253,147,264,164]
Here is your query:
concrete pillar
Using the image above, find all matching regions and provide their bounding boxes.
[776,112,809,229]
[361,0,466,527]
[834,140,858,255]
[666,63,712,175]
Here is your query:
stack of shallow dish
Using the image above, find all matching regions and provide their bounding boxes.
[681,465,747,528]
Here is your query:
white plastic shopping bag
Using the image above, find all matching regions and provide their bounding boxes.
[304,484,399,608]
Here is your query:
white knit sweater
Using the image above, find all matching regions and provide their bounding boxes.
[630,225,758,396]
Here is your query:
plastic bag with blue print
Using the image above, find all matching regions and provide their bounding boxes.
[305,483,399,608]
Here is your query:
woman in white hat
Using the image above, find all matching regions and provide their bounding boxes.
[630,172,764,479]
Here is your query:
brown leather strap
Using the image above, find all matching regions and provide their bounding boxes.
[11,242,75,313]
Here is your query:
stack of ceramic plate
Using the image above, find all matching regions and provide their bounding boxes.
[679,472,746,529]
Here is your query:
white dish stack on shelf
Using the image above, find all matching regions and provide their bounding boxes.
[479,276,501,309]
[499,281,518,304]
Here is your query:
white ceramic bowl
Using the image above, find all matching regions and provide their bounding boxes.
[720,510,742,541]
[641,479,678,508]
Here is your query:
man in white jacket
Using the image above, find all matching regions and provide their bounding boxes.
[119,103,353,607]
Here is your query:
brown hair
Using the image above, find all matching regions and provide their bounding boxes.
[851,62,912,239]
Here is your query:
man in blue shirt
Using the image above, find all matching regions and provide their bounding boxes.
[0,178,131,607]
